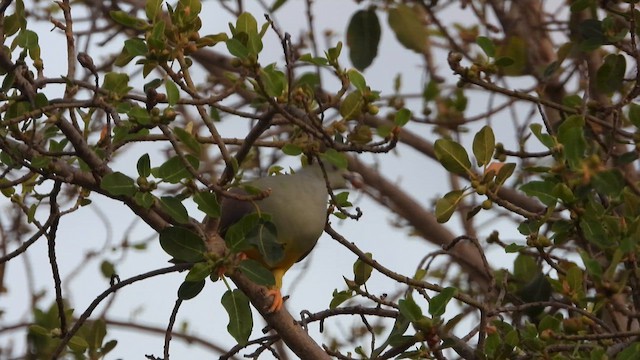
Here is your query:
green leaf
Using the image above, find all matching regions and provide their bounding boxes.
[102,72,132,96]
[134,192,154,209]
[340,91,364,120]
[495,37,527,76]
[159,226,206,262]
[530,123,555,149]
[127,105,151,126]
[325,42,342,63]
[68,335,89,353]
[616,342,640,360]
[270,0,287,12]
[513,254,538,281]
[434,139,472,175]
[185,262,214,282]
[145,0,163,20]
[110,10,148,30]
[346,9,381,71]
[596,54,626,94]
[429,287,458,317]
[495,163,516,186]
[88,318,107,350]
[347,69,367,91]
[173,127,201,156]
[124,38,148,57]
[246,218,283,267]
[557,115,586,169]
[353,253,373,286]
[100,260,116,279]
[472,126,495,167]
[137,154,151,177]
[398,296,423,322]
[222,289,253,345]
[148,21,166,50]
[435,190,464,223]
[193,191,221,217]
[101,339,118,355]
[178,279,205,300]
[259,64,286,97]
[282,143,303,156]
[579,250,603,280]
[159,196,189,224]
[520,180,557,207]
[388,4,427,53]
[394,108,411,126]
[238,259,275,286]
[592,169,624,198]
[629,103,640,128]
[236,12,258,35]
[579,217,610,248]
[100,172,136,197]
[476,36,495,57]
[14,29,40,61]
[165,80,180,106]
[505,243,525,253]
[226,38,250,59]
[371,316,411,358]
[579,19,605,52]
[319,149,348,169]
[151,154,199,183]
[224,213,259,252]
[330,289,354,309]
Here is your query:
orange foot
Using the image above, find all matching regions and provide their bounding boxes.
[264,288,283,313]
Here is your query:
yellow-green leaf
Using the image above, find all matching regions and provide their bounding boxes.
[434,139,472,175]
[472,126,495,167]
[388,4,427,53]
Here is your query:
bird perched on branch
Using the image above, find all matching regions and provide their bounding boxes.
[218,160,351,312]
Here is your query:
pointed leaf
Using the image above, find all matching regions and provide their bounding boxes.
[173,126,202,156]
[557,115,586,169]
[178,279,205,300]
[435,189,465,223]
[159,196,189,224]
[472,126,495,166]
[165,80,180,106]
[347,69,367,91]
[398,296,423,322]
[137,154,151,177]
[246,219,283,267]
[259,64,286,97]
[434,139,472,175]
[476,36,495,57]
[596,54,626,94]
[159,226,206,262]
[100,172,136,197]
[222,289,253,345]
[353,253,373,286]
[330,289,354,309]
[520,180,557,207]
[238,259,275,286]
[340,91,364,120]
[193,191,221,217]
[151,154,199,183]
[429,287,458,317]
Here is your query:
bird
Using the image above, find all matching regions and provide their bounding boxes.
[218,160,350,312]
